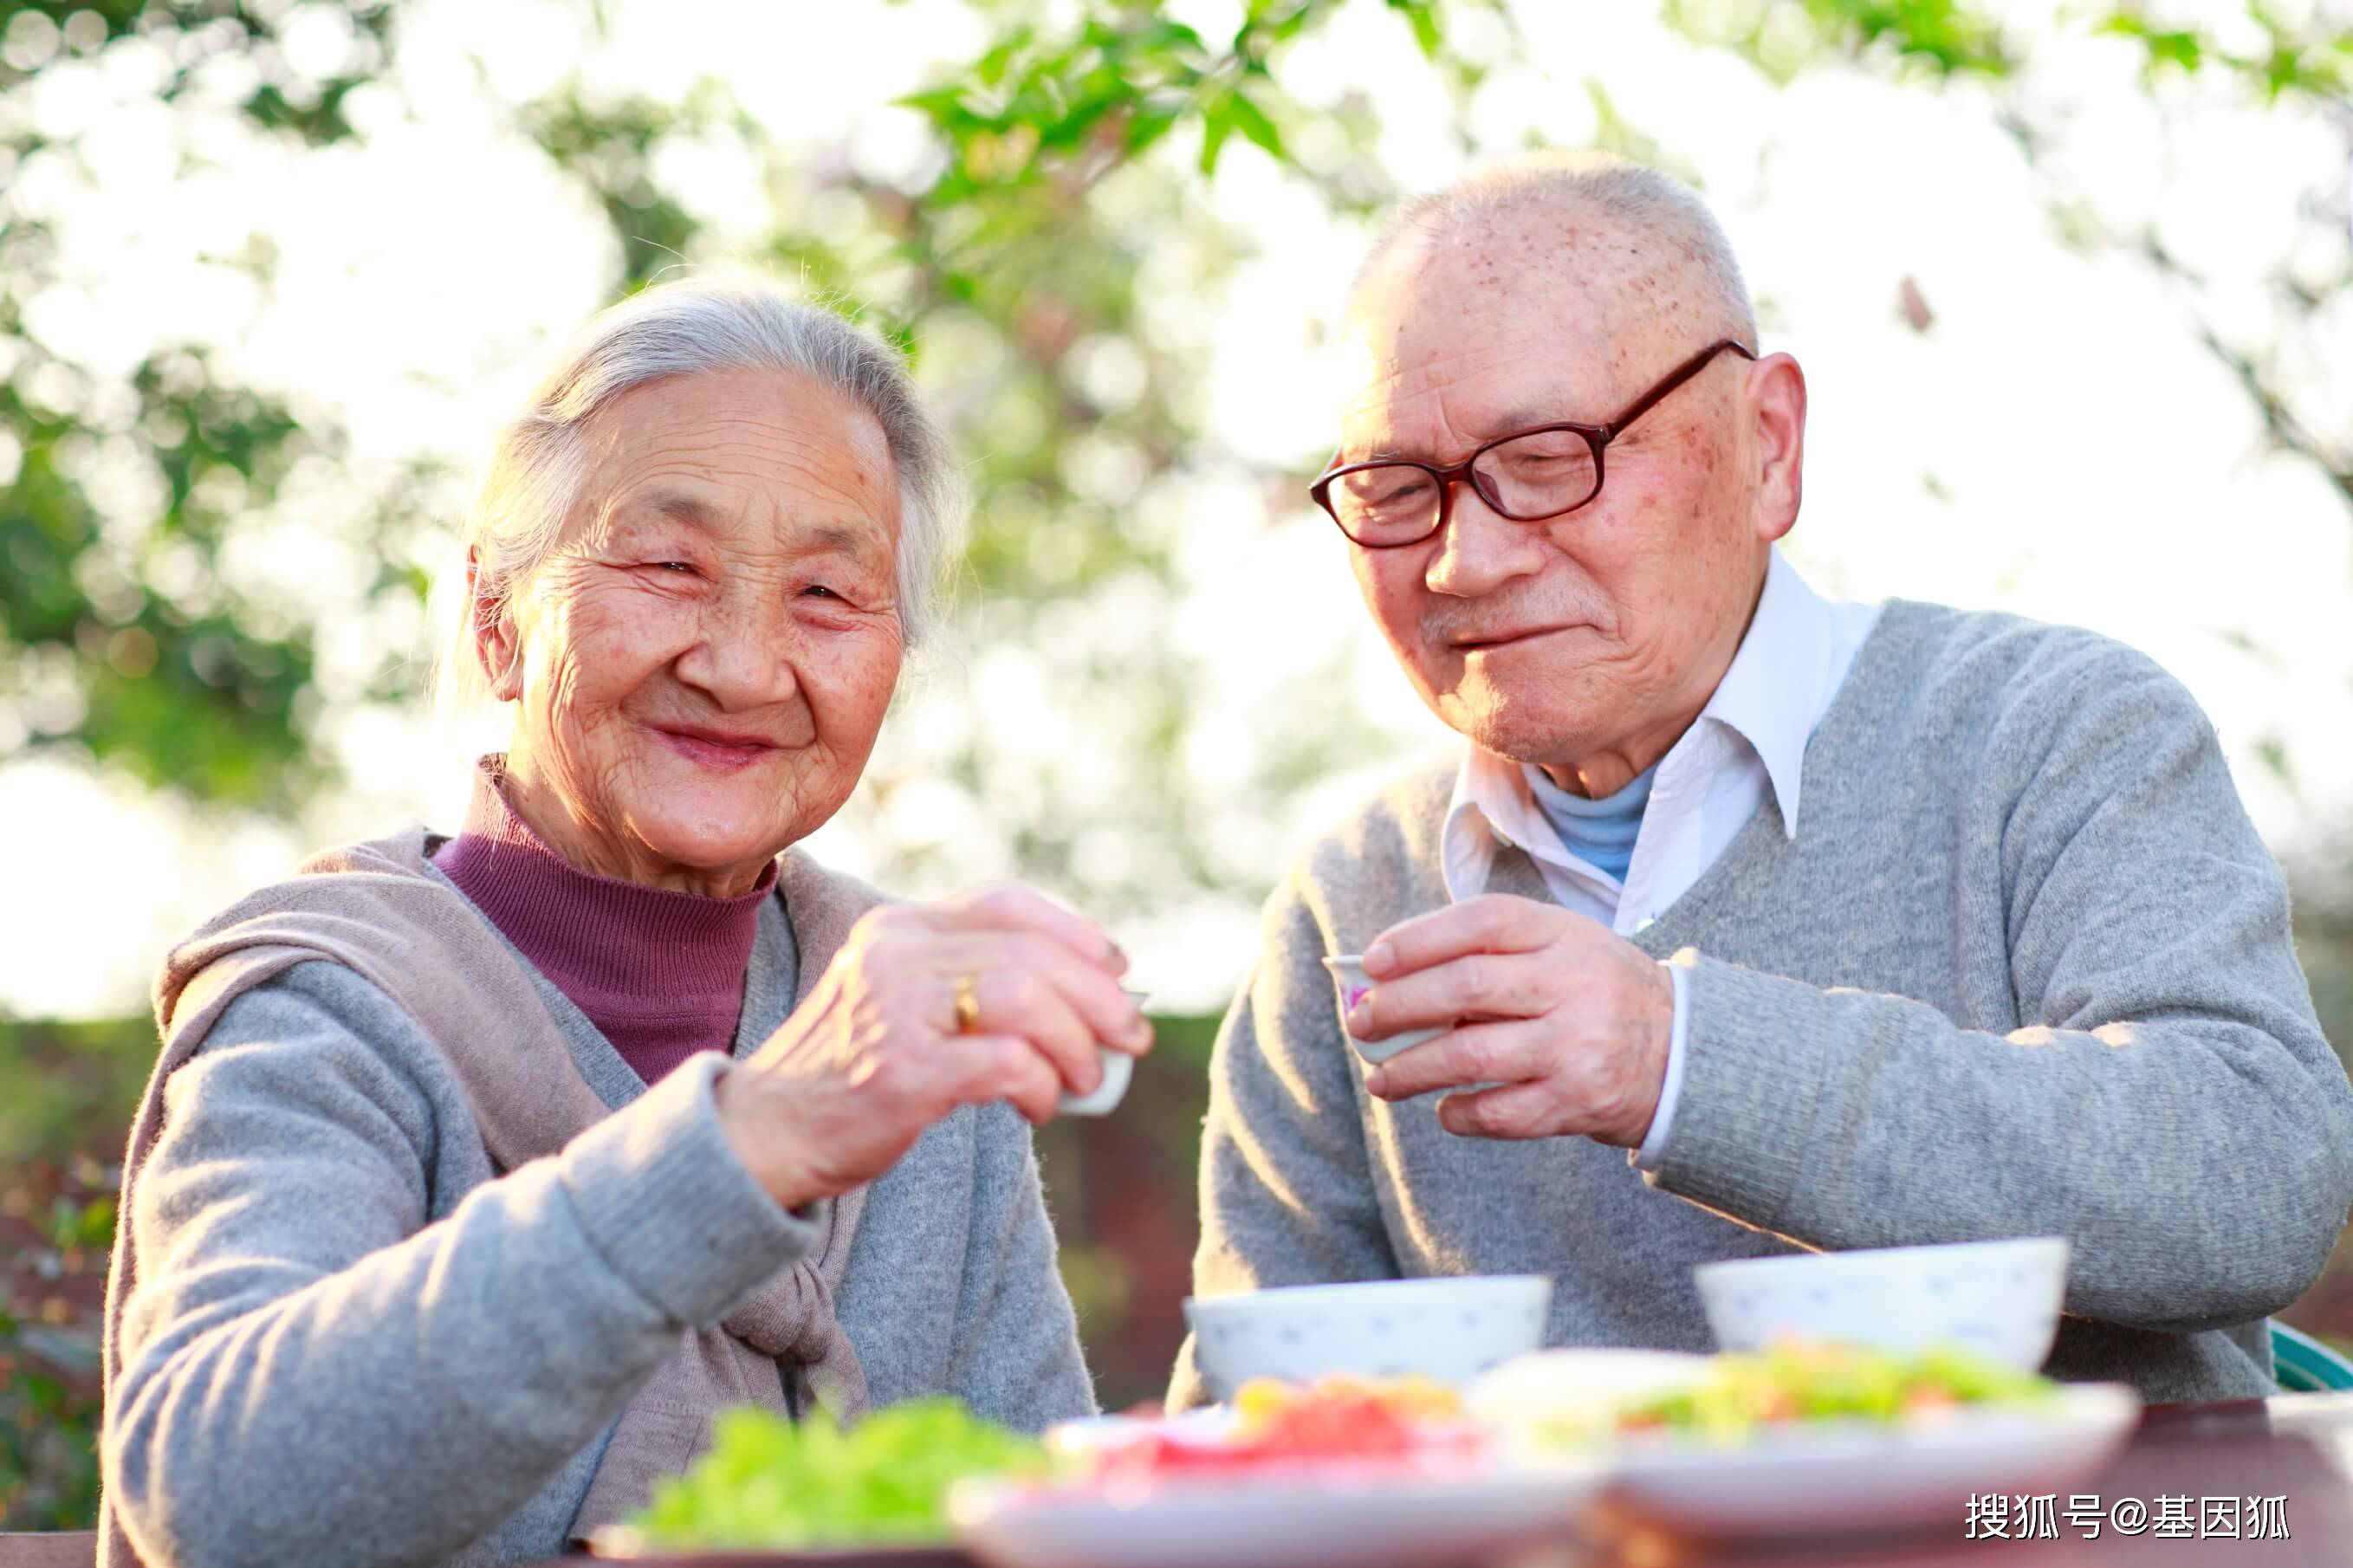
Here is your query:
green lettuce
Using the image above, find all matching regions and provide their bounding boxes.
[626,1398,1047,1550]
[1621,1341,2058,1444]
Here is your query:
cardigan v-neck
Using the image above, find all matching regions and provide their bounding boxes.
[428,761,779,1085]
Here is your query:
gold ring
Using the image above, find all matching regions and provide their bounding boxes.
[953,973,982,1034]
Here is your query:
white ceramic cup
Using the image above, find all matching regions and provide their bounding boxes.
[1056,988,1149,1117]
[1320,955,1448,1065]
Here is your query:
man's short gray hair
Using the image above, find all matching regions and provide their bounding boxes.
[1360,152,1759,347]
[434,278,966,716]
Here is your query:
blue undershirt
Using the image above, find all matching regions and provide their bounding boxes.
[1525,762,1657,884]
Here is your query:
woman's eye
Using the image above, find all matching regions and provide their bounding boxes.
[654,561,695,574]
[802,584,840,600]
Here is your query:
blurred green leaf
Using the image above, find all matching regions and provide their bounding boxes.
[2097,15,2206,75]
[1666,0,2012,81]
[1387,0,1444,60]
[1224,89,1287,161]
[1199,91,1235,172]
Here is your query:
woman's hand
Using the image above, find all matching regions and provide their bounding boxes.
[713,886,1152,1210]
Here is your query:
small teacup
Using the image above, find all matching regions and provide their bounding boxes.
[1058,989,1150,1117]
[1320,956,1447,1065]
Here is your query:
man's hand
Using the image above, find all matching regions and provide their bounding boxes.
[1348,894,1675,1147]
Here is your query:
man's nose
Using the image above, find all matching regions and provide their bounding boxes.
[1425,477,1545,599]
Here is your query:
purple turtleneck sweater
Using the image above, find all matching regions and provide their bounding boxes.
[431,764,776,1086]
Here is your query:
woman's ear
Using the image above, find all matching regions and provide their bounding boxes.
[1747,351,1806,545]
[467,548,524,703]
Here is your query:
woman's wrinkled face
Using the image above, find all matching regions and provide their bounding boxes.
[477,366,905,896]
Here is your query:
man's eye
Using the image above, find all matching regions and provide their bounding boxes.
[655,561,695,574]
[802,585,840,600]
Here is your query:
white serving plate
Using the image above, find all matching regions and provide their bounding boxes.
[1601,1382,2141,1539]
[588,1534,968,1565]
[1041,1406,1235,1456]
[951,1455,1604,1568]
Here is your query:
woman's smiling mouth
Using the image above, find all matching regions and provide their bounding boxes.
[648,722,781,771]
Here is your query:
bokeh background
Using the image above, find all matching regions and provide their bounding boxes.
[3,0,2350,1529]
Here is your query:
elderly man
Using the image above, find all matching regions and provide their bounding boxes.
[1171,155,2353,1406]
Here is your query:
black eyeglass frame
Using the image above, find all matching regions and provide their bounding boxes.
[1309,337,1759,548]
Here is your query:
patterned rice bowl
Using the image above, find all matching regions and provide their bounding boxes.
[1183,1275,1554,1401]
[1694,1237,2071,1370]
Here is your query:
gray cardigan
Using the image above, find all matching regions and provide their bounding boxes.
[106,858,1093,1568]
[1172,599,2353,1407]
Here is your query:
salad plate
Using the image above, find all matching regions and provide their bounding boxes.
[1039,1404,1235,1455]
[590,1542,972,1566]
[955,1377,1601,1568]
[1603,1382,2142,1539]
[951,1457,1601,1568]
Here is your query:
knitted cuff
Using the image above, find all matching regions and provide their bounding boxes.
[559,1053,821,1328]
[1643,949,1838,1233]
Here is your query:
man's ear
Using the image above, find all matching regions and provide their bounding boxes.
[1746,351,1805,545]
[466,548,524,703]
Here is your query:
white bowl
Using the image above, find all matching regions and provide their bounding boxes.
[1694,1237,2070,1370]
[1183,1275,1552,1400]
[1320,956,1446,1064]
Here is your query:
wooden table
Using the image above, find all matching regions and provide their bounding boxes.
[537,1394,2353,1568]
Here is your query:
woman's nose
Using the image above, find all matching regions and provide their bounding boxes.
[672,589,801,709]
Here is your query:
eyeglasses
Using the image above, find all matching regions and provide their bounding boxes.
[1309,338,1757,548]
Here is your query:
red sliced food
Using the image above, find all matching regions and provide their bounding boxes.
[1088,1397,1483,1487]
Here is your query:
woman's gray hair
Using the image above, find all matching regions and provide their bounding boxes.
[434,278,966,716]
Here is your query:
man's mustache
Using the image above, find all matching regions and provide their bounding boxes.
[1422,597,1606,649]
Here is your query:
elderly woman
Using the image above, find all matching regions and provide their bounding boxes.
[97,282,1150,1568]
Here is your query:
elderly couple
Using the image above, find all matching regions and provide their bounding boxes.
[99,156,2353,1568]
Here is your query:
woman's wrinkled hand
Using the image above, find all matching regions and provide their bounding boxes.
[713,885,1152,1210]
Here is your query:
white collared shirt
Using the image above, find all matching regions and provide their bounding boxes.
[1436,549,1883,1168]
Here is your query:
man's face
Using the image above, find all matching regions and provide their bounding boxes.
[1337,214,1785,784]
[488,366,905,887]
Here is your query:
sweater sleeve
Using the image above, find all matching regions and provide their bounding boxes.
[105,961,818,1568]
[1167,877,1403,1408]
[1649,651,2353,1332]
[938,1100,1098,1430]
